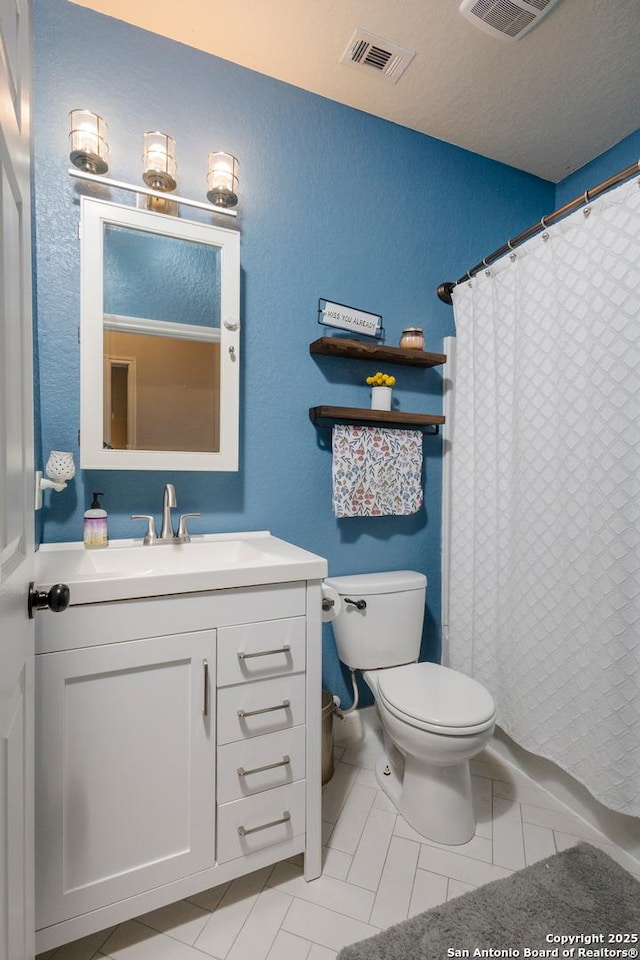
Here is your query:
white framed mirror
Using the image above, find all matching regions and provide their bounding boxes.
[80,197,240,471]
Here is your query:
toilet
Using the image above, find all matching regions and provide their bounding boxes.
[325,570,496,845]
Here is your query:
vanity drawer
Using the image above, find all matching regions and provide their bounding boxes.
[217,780,305,864]
[217,674,306,744]
[217,618,306,687]
[217,725,306,803]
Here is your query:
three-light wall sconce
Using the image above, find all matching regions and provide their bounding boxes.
[68,109,240,216]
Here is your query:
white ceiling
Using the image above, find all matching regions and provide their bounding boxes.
[68,0,640,183]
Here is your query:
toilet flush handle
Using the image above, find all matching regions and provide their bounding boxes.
[344,597,367,611]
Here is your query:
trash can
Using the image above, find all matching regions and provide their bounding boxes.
[321,689,335,785]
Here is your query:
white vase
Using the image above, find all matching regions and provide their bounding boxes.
[371,386,392,411]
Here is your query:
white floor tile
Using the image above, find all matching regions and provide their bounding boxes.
[321,820,335,844]
[493,778,568,813]
[46,929,115,960]
[226,887,292,960]
[185,881,232,913]
[522,822,557,865]
[308,947,337,960]
[395,816,493,864]
[408,869,449,917]
[193,867,271,959]
[268,862,375,921]
[447,878,476,900]
[347,807,396,890]
[55,713,637,960]
[354,767,378,789]
[101,921,205,960]
[326,784,376,855]
[372,789,397,813]
[418,843,512,886]
[265,930,311,960]
[282,899,379,953]
[492,797,526,870]
[520,803,607,842]
[472,775,493,839]
[137,899,209,945]
[340,745,381,770]
[369,836,420,929]
[321,764,360,824]
[321,845,353,881]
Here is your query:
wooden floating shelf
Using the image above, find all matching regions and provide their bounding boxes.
[309,405,445,434]
[310,336,446,368]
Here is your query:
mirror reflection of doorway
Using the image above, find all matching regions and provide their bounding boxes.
[104,356,137,449]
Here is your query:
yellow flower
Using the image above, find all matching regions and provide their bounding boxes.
[366,371,396,387]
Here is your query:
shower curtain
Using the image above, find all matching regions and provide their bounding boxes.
[446,177,640,817]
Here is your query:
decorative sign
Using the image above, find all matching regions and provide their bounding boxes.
[318,298,383,340]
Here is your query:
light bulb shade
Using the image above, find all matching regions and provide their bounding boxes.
[142,131,177,192]
[69,109,109,175]
[45,450,76,483]
[206,152,239,208]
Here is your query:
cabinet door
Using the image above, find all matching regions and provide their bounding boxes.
[35,631,216,929]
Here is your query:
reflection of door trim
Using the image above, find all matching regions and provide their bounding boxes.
[103,314,221,343]
[103,355,137,449]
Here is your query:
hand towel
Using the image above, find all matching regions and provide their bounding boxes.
[332,425,423,517]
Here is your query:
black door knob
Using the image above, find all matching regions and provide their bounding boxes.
[28,582,71,619]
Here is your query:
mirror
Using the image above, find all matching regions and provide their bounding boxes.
[80,198,240,470]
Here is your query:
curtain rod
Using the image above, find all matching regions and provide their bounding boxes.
[436,158,640,304]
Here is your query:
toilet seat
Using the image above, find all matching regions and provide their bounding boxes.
[371,662,496,737]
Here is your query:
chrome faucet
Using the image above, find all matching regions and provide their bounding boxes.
[161,483,177,540]
[131,484,201,544]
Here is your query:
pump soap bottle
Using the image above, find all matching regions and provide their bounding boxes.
[84,492,108,549]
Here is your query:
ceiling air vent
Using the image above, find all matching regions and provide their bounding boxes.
[341,29,415,84]
[459,0,563,41]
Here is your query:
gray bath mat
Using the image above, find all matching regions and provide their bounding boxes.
[338,843,640,960]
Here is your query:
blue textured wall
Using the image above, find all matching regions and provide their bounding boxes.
[555,130,640,207]
[32,0,554,705]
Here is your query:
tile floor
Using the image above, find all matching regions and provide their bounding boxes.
[38,712,640,960]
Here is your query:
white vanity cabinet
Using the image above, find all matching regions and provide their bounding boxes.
[34,575,323,954]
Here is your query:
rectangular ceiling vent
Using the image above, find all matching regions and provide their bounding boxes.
[341,29,416,84]
[459,0,562,41]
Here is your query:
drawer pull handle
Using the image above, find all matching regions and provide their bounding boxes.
[238,644,291,661]
[238,810,291,837]
[238,699,291,719]
[203,659,209,717]
[237,755,291,778]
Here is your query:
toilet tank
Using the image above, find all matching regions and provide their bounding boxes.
[325,571,426,670]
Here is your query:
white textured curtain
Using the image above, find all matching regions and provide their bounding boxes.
[447,178,640,817]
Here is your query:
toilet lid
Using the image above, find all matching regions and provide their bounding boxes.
[377,662,496,729]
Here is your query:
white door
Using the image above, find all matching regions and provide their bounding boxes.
[0,1,35,958]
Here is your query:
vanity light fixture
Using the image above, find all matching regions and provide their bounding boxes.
[206,152,239,208]
[35,451,76,510]
[69,109,109,175]
[67,115,238,218]
[142,131,177,192]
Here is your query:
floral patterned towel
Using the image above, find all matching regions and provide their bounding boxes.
[332,425,423,517]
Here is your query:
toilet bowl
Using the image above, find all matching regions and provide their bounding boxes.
[325,571,496,845]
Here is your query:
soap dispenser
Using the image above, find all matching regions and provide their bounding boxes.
[84,492,108,549]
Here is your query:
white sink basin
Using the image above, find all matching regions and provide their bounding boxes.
[86,537,267,574]
[35,531,327,605]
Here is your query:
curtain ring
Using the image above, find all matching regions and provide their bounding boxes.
[507,238,515,250]
[540,215,548,228]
